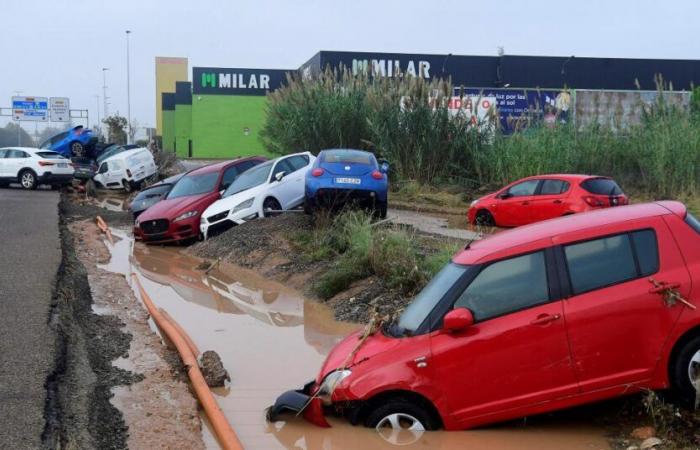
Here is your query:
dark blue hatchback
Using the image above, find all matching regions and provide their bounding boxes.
[304,149,389,218]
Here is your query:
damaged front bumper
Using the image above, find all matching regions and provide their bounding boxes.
[267,381,331,428]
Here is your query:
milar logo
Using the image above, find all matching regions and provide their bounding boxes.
[351,59,431,78]
[201,72,271,90]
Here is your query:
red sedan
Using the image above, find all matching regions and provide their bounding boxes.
[134,157,266,244]
[269,201,700,432]
[467,174,628,227]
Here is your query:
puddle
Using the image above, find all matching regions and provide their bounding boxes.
[94,194,129,213]
[102,234,611,450]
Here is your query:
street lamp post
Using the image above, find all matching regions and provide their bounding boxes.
[13,90,23,145]
[126,30,132,144]
[102,68,109,118]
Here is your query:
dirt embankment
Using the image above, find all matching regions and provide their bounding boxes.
[47,196,204,449]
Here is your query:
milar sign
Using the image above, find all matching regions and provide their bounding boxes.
[193,67,289,96]
[352,59,431,78]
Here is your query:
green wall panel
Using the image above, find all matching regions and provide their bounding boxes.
[175,104,192,157]
[191,95,273,159]
[162,110,175,152]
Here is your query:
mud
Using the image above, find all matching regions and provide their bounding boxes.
[102,236,615,450]
[53,197,204,450]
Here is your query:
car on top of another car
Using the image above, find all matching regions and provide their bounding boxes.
[467,174,628,227]
[39,125,98,158]
[134,156,266,244]
[305,148,389,218]
[200,151,315,239]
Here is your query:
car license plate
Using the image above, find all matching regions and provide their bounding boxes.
[58,163,67,168]
[335,177,361,185]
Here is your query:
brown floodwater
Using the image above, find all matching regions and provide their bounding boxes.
[101,232,611,450]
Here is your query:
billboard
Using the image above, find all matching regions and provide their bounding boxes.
[12,96,49,121]
[49,97,70,122]
[457,88,572,132]
[193,67,289,96]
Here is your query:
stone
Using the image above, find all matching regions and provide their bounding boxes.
[199,350,230,387]
[640,437,662,450]
[631,426,656,440]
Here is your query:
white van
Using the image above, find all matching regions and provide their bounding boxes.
[93,147,157,192]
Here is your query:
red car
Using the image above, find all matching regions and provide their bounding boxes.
[134,157,266,244]
[467,174,628,227]
[270,201,700,433]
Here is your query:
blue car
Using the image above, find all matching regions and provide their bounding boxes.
[305,149,389,218]
[39,125,97,158]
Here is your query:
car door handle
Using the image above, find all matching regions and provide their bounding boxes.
[553,200,562,204]
[530,314,561,325]
[521,201,530,205]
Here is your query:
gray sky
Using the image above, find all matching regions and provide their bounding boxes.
[3,0,699,133]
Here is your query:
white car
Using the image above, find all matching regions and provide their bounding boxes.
[93,147,156,192]
[0,147,74,190]
[200,151,315,238]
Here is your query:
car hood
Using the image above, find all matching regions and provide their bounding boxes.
[322,162,373,176]
[316,329,401,382]
[205,184,268,216]
[138,193,214,221]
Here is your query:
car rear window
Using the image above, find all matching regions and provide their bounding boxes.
[685,213,700,234]
[36,151,64,159]
[322,150,372,164]
[581,178,623,195]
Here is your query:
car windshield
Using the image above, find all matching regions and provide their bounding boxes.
[322,149,372,164]
[36,151,65,159]
[393,262,469,336]
[167,172,220,199]
[581,178,623,195]
[96,145,125,164]
[224,162,273,197]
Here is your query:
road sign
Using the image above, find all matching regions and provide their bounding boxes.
[50,97,70,122]
[12,96,49,121]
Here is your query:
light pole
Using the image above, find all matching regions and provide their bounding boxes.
[125,30,132,144]
[94,94,100,134]
[13,90,23,145]
[102,68,109,118]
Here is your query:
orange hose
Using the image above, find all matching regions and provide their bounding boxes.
[95,216,114,245]
[159,308,201,357]
[131,275,242,450]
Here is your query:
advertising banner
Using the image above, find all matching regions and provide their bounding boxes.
[12,96,49,121]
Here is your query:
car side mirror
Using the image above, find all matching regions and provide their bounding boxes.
[380,162,390,173]
[274,171,285,182]
[498,192,512,200]
[219,189,225,196]
[443,308,474,333]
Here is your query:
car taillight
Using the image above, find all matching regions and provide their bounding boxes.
[311,168,324,177]
[583,196,604,207]
[38,161,55,166]
[126,169,132,178]
[371,170,383,180]
[74,128,83,136]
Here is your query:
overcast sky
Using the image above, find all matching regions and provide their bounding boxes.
[3,0,699,133]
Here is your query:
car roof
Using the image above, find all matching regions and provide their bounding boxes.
[0,147,45,153]
[102,147,147,161]
[186,157,259,175]
[518,174,607,182]
[453,201,686,265]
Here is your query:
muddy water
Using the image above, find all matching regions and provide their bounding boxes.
[103,233,610,450]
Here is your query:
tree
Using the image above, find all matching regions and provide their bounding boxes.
[0,122,35,147]
[102,115,127,144]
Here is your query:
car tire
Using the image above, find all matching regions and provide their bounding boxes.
[670,334,700,407]
[374,201,388,219]
[475,209,495,227]
[70,141,85,157]
[303,198,314,215]
[122,179,133,193]
[18,170,37,190]
[263,198,281,217]
[364,397,439,432]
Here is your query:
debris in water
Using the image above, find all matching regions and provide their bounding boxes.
[199,350,230,387]
[640,437,662,449]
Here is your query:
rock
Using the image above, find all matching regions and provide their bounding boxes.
[631,426,656,440]
[640,437,662,450]
[199,350,230,387]
[626,446,639,450]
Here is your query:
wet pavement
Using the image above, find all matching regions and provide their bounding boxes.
[101,230,611,450]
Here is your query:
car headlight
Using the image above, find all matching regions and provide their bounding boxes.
[231,198,254,214]
[317,369,352,404]
[174,210,198,222]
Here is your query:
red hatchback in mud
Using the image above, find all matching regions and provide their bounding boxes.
[134,157,265,244]
[467,174,628,227]
[270,202,700,433]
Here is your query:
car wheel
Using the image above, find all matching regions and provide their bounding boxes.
[19,170,37,190]
[263,198,282,217]
[122,179,133,193]
[303,198,313,215]
[70,141,85,157]
[373,201,388,219]
[475,210,495,227]
[671,335,700,407]
[365,397,439,437]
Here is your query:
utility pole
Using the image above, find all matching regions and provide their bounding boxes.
[13,90,23,146]
[95,94,101,135]
[102,67,109,118]
[125,30,132,144]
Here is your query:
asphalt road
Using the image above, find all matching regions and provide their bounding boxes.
[0,188,62,449]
